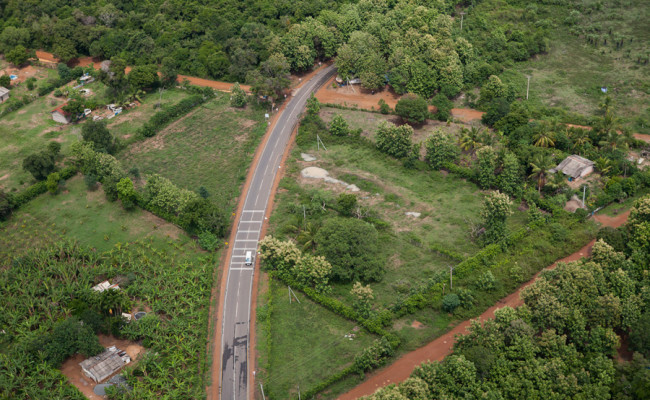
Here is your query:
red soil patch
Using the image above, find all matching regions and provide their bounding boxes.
[1,64,46,84]
[338,210,630,400]
[36,50,250,93]
[314,76,484,123]
[60,334,144,400]
[410,320,425,329]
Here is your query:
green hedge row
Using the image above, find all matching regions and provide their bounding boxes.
[137,94,211,138]
[8,166,77,213]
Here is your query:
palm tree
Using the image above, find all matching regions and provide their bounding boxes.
[595,157,612,176]
[569,128,591,153]
[296,221,320,252]
[533,124,556,148]
[529,154,554,194]
[598,130,624,150]
[459,126,482,153]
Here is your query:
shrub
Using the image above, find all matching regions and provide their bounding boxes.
[425,130,459,170]
[431,94,453,121]
[395,93,428,124]
[481,191,513,244]
[45,172,61,194]
[47,142,62,157]
[0,190,13,221]
[329,114,350,136]
[230,82,247,107]
[197,231,220,251]
[476,270,496,291]
[137,95,206,138]
[378,99,391,114]
[116,177,137,210]
[442,293,460,313]
[81,120,115,154]
[375,121,414,159]
[337,193,357,216]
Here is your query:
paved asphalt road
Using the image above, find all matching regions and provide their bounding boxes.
[219,65,336,400]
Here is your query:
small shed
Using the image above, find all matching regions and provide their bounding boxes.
[80,346,131,383]
[550,155,594,180]
[0,86,9,103]
[51,104,72,124]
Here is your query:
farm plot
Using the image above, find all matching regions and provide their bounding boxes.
[119,94,266,212]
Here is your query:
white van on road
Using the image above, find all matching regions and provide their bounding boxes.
[245,251,253,266]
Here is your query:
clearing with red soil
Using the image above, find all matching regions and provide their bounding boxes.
[60,334,144,400]
[313,76,484,123]
[337,211,629,400]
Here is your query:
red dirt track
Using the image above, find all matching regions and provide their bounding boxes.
[337,211,630,400]
[36,52,251,93]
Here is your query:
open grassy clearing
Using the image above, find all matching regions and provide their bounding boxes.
[119,94,266,211]
[0,65,59,112]
[0,175,201,263]
[486,0,650,131]
[108,88,191,140]
[320,106,469,144]
[257,279,378,400]
[0,84,189,192]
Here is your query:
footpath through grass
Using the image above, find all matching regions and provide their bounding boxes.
[119,94,267,212]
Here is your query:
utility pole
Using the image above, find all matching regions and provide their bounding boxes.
[448,265,455,291]
[582,185,586,208]
[526,75,531,100]
[298,385,302,400]
[260,383,266,400]
[460,12,467,32]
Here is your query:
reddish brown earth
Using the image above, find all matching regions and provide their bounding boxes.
[36,51,251,93]
[60,334,144,400]
[313,77,484,123]
[337,211,630,400]
[566,123,650,144]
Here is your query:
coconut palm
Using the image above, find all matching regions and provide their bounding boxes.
[296,221,321,252]
[569,128,591,153]
[459,126,483,153]
[529,154,554,194]
[594,157,612,176]
[533,124,556,148]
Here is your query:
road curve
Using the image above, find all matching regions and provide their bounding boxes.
[218,65,336,400]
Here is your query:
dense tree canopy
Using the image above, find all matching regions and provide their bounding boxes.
[315,217,385,282]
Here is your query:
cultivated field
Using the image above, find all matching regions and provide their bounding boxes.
[119,94,267,211]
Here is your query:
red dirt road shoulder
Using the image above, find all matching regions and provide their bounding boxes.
[337,211,629,400]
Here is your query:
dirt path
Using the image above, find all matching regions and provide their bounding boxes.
[566,123,650,144]
[314,76,484,123]
[337,211,629,400]
[36,51,251,93]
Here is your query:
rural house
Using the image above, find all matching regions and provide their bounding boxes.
[51,104,72,124]
[79,346,131,383]
[0,86,9,103]
[550,155,594,180]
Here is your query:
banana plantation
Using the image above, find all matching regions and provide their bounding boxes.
[0,239,216,399]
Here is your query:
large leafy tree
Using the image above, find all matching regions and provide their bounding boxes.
[481,190,513,244]
[247,53,291,99]
[22,151,55,181]
[81,120,115,154]
[6,45,29,66]
[315,217,384,282]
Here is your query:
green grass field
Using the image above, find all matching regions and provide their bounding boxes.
[108,88,191,140]
[119,94,266,211]
[488,0,650,132]
[0,175,201,263]
[0,84,189,193]
[256,279,378,399]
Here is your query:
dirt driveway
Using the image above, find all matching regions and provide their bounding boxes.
[337,211,630,400]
